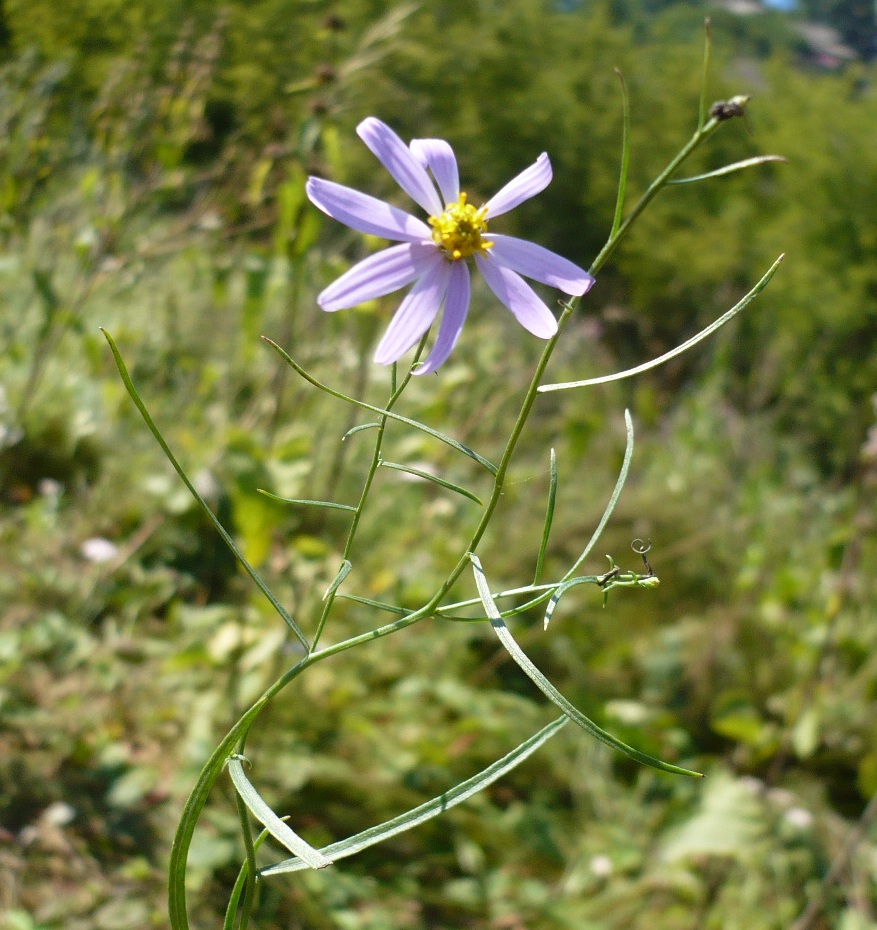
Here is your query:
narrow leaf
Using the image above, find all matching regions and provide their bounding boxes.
[168,661,309,930]
[545,577,591,630]
[470,554,702,778]
[223,827,275,930]
[668,155,787,185]
[438,582,558,616]
[532,448,558,586]
[102,329,311,654]
[379,460,483,505]
[563,410,635,581]
[263,337,498,475]
[257,489,357,512]
[698,17,713,131]
[261,715,569,876]
[610,69,631,239]
[343,422,381,439]
[337,593,408,616]
[228,756,333,869]
[538,255,783,393]
[323,559,353,601]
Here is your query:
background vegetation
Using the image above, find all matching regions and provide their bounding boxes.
[1,1,876,928]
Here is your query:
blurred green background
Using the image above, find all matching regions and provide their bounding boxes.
[1,1,876,928]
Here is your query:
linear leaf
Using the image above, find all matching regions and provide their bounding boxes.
[263,337,498,475]
[337,593,408,616]
[261,715,569,876]
[563,409,635,582]
[223,827,274,930]
[698,16,713,130]
[228,757,333,869]
[538,255,783,392]
[343,422,381,439]
[470,554,702,778]
[379,460,483,505]
[610,68,631,238]
[323,559,353,601]
[532,448,558,585]
[438,582,558,616]
[168,659,308,930]
[257,489,357,512]
[102,329,310,653]
[669,155,787,185]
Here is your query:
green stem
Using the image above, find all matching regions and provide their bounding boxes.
[311,337,428,649]
[589,116,720,278]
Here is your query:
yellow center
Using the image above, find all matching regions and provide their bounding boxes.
[428,192,492,261]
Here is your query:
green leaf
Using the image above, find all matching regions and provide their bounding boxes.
[223,827,275,930]
[261,715,569,876]
[102,329,311,654]
[532,448,558,586]
[538,256,784,392]
[228,756,333,870]
[322,559,352,601]
[343,422,381,439]
[610,68,631,239]
[337,593,408,616]
[379,460,483,505]
[562,409,635,581]
[256,489,357,512]
[660,772,765,862]
[470,554,702,778]
[263,337,498,475]
[668,155,787,185]
[698,16,713,131]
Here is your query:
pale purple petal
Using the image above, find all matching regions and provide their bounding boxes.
[307,177,431,242]
[475,254,558,338]
[357,118,444,217]
[374,258,452,364]
[409,138,460,205]
[484,153,552,218]
[489,234,595,296]
[415,261,471,375]
[318,242,440,312]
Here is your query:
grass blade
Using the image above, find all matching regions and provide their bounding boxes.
[102,328,311,653]
[261,715,569,876]
[538,255,783,393]
[471,554,702,778]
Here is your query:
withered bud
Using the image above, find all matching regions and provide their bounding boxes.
[710,96,751,121]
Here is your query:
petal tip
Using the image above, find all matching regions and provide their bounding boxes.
[570,273,596,297]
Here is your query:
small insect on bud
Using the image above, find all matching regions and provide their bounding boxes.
[710,96,751,121]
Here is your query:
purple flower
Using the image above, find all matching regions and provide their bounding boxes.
[306,118,595,374]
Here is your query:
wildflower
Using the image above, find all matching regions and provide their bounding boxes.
[306,118,595,374]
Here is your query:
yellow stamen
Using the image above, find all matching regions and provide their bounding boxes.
[428,192,492,261]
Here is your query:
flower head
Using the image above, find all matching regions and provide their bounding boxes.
[306,118,595,374]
